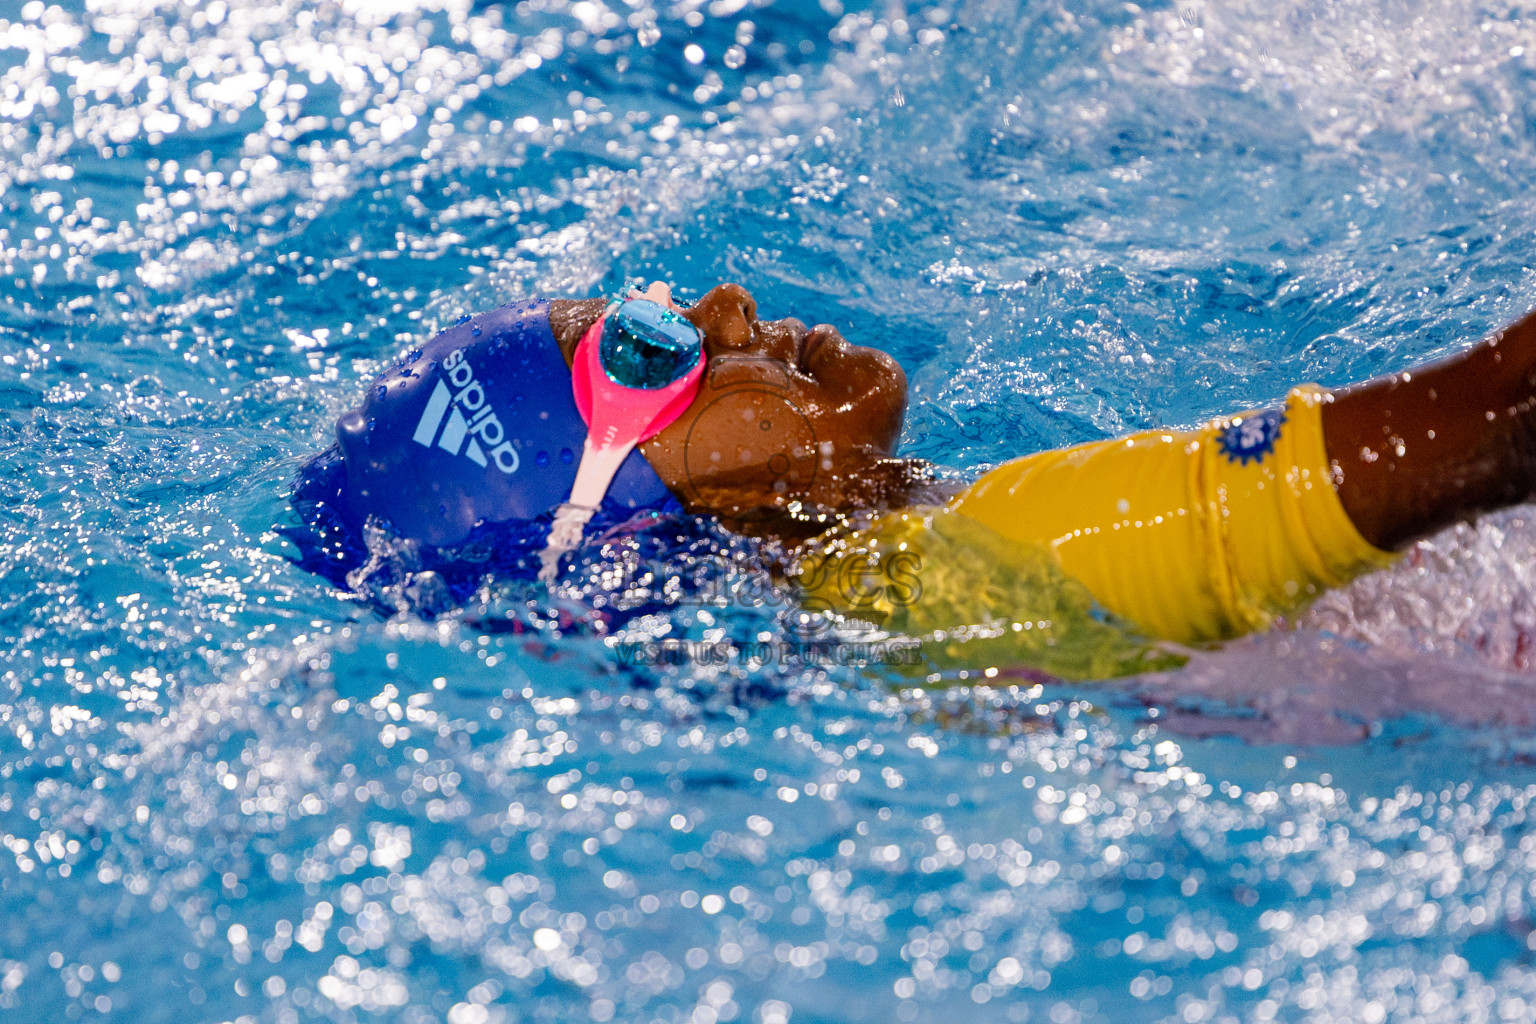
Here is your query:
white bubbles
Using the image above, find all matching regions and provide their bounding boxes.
[447,1004,489,1024]
[10,4,1536,1024]
[758,999,793,1024]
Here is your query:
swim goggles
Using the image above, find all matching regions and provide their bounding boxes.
[537,295,707,582]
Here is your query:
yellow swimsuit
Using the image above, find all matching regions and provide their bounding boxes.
[800,386,1396,661]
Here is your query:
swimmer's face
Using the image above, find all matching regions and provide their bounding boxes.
[637,283,909,518]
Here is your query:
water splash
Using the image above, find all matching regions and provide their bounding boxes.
[7,1,1536,1023]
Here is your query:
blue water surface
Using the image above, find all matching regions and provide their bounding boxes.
[9,1,1536,1022]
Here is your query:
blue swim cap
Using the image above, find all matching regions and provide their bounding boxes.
[333,298,674,547]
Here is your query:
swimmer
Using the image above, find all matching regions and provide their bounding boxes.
[290,281,1536,669]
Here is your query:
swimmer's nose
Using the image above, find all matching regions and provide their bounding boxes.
[686,283,758,353]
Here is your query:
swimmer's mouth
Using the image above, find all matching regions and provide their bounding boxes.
[796,325,836,373]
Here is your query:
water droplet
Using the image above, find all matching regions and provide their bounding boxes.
[559,448,574,464]
[536,451,550,467]
[471,325,481,336]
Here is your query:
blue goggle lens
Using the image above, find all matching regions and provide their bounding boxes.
[600,299,704,390]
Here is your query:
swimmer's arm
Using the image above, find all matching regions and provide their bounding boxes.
[1323,306,1536,549]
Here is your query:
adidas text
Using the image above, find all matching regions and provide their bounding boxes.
[411,348,520,474]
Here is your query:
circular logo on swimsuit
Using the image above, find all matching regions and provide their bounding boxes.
[1218,405,1285,465]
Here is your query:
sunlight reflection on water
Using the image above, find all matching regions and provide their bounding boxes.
[6,1,1536,1022]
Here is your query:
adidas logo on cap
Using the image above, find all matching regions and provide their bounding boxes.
[412,348,520,474]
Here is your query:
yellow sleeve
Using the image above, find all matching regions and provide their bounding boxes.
[948,384,1397,642]
[796,508,1187,681]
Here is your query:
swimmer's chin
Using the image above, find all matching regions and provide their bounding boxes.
[680,457,960,544]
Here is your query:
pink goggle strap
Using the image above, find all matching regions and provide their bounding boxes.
[537,310,706,582]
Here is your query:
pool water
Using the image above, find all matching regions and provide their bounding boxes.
[8,0,1536,1022]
